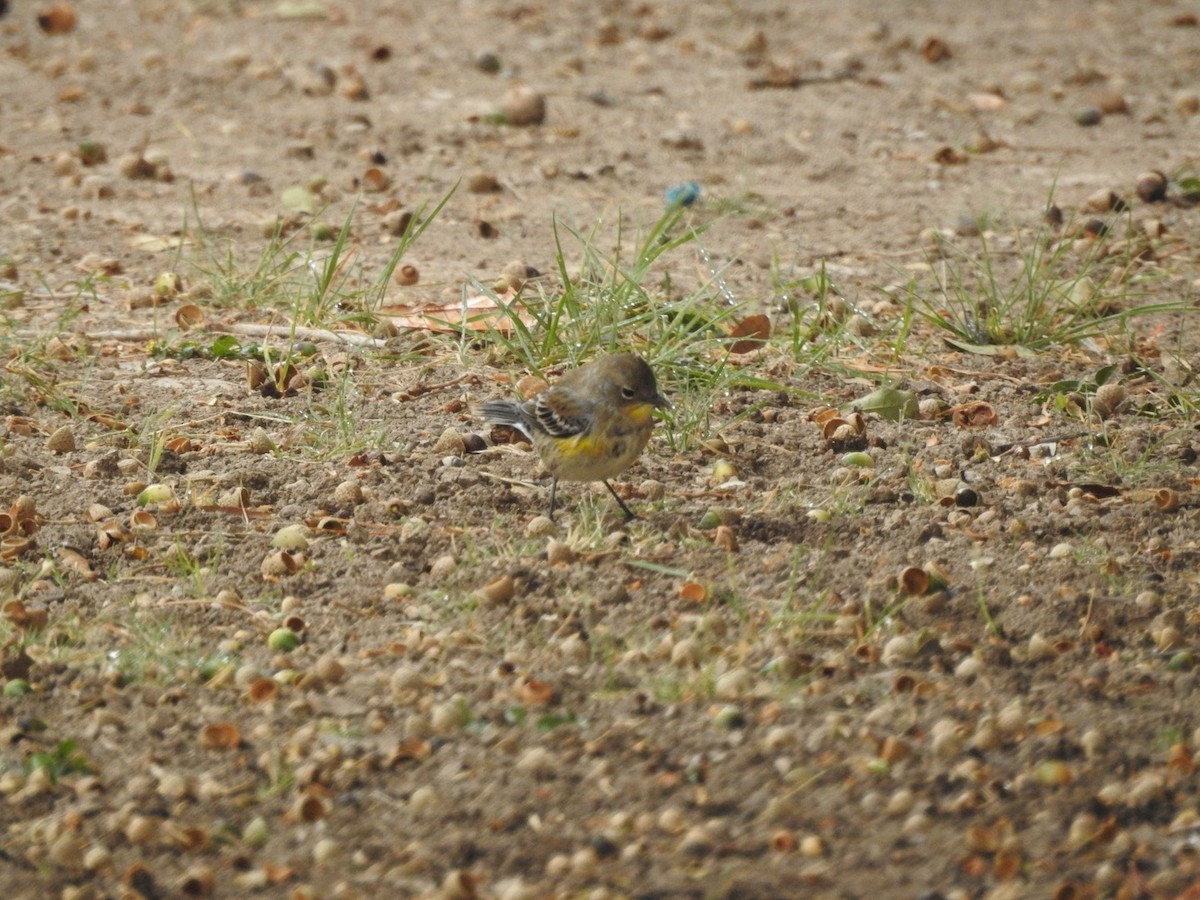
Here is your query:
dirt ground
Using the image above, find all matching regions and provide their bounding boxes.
[3,0,1200,898]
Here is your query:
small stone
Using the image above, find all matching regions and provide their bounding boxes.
[125,815,157,845]
[500,87,546,126]
[660,128,704,151]
[430,700,462,733]
[546,538,575,565]
[1074,105,1102,126]
[46,425,75,453]
[1174,90,1200,116]
[312,838,340,865]
[799,835,825,857]
[83,845,112,871]
[48,830,86,869]
[1083,188,1123,213]
[429,553,457,579]
[248,427,275,454]
[409,785,440,814]
[474,50,501,74]
[433,427,466,455]
[1092,89,1128,115]
[243,816,269,847]
[475,574,516,606]
[516,746,555,775]
[467,172,502,193]
[678,826,713,856]
[885,788,916,816]
[1028,633,1054,660]
[333,480,364,506]
[314,654,346,683]
[117,153,157,179]
[880,634,915,666]
[1135,170,1168,203]
[1092,383,1126,420]
[714,667,753,699]
[670,638,699,667]
[80,175,114,199]
[524,515,558,537]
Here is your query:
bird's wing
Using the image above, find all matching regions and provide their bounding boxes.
[531,387,592,438]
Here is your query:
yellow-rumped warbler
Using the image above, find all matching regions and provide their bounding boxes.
[481,353,670,519]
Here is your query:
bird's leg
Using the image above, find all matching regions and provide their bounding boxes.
[547,477,560,521]
[603,481,638,520]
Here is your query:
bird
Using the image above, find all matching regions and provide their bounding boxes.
[480,352,670,520]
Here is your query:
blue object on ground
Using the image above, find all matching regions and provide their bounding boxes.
[665,182,701,208]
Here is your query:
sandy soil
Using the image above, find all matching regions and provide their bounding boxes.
[2,1,1200,897]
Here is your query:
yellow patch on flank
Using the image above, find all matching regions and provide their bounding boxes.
[562,432,605,458]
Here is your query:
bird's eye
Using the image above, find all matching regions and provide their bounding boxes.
[621,386,636,400]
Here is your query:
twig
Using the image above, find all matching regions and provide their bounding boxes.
[224,323,383,347]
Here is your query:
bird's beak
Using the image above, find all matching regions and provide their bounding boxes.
[653,393,672,411]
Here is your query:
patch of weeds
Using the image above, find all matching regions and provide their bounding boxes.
[707,190,776,219]
[0,280,94,411]
[24,738,92,781]
[184,185,455,329]
[1155,724,1187,750]
[104,612,213,685]
[1168,162,1200,204]
[293,366,388,457]
[479,208,804,450]
[764,549,844,634]
[504,706,581,731]
[906,211,1189,352]
[258,749,295,799]
[774,257,864,364]
[163,539,221,597]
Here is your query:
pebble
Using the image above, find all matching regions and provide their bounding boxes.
[433,427,466,455]
[1175,90,1200,116]
[880,634,915,666]
[517,746,555,775]
[474,51,501,74]
[678,826,713,856]
[467,172,502,193]
[500,87,546,125]
[546,538,575,565]
[886,787,916,816]
[714,667,753,699]
[1136,170,1168,203]
[248,427,275,454]
[46,425,75,453]
[429,553,457,579]
[524,515,558,537]
[670,638,699,667]
[333,480,364,506]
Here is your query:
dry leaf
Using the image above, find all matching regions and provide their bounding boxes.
[512,676,557,706]
[199,722,241,750]
[949,401,998,427]
[381,293,536,334]
[728,314,771,355]
[58,546,97,581]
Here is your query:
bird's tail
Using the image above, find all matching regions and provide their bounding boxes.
[479,400,533,441]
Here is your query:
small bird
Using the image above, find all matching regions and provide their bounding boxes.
[481,353,670,520]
